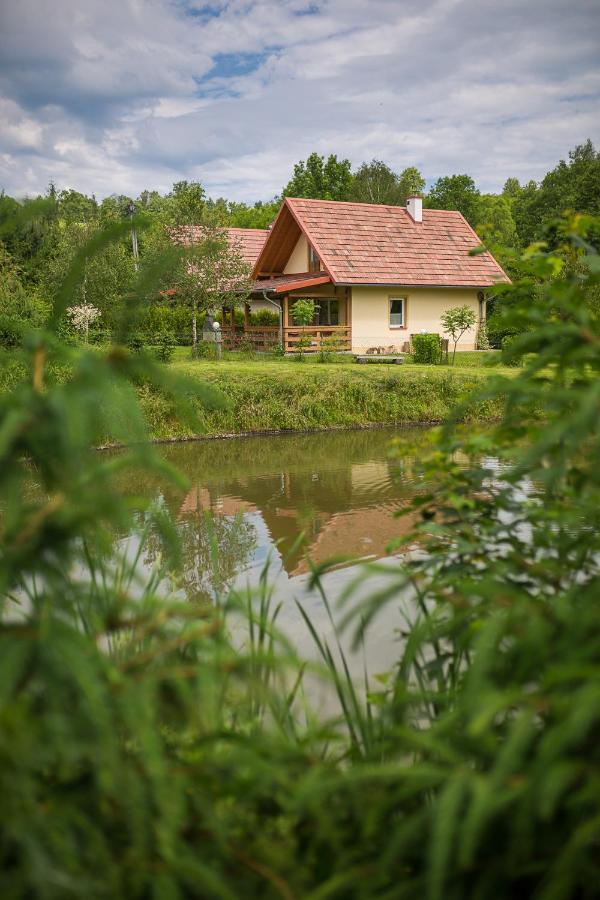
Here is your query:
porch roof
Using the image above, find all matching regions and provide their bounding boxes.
[251,272,332,294]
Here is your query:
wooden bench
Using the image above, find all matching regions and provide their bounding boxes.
[354,355,404,365]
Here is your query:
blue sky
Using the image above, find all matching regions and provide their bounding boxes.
[0,0,598,202]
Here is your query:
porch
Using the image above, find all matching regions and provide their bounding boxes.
[221,281,352,353]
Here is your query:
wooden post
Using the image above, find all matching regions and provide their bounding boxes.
[244,302,251,331]
[346,287,351,349]
[282,294,289,351]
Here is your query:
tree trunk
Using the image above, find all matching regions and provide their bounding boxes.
[192,308,197,358]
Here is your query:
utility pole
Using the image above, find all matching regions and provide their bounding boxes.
[126,200,139,271]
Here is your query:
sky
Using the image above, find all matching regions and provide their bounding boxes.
[0,0,599,203]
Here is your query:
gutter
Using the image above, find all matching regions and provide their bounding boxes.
[335,282,503,289]
[262,290,283,348]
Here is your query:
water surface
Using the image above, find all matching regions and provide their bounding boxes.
[127,428,430,678]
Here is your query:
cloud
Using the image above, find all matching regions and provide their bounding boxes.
[0,0,598,201]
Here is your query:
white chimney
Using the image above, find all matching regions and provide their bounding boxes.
[406,196,423,223]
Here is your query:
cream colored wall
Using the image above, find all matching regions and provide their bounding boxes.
[284,234,309,274]
[350,287,481,352]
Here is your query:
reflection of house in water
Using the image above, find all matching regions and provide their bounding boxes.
[178,458,418,578]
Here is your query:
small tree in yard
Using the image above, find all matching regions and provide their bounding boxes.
[441,305,477,364]
[291,298,316,359]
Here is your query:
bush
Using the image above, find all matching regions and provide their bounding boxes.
[251,308,280,327]
[317,335,344,362]
[142,304,197,346]
[154,330,176,363]
[476,321,491,350]
[501,333,524,366]
[126,331,146,353]
[0,315,24,349]
[412,332,442,364]
[294,334,312,360]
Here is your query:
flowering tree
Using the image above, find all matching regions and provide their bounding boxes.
[166,221,251,355]
[67,302,101,343]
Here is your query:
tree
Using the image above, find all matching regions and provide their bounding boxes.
[290,297,316,359]
[476,195,517,248]
[42,222,135,331]
[0,243,49,347]
[57,189,99,224]
[283,152,353,201]
[441,304,477,363]
[66,302,101,343]
[165,222,251,354]
[351,160,402,205]
[427,174,481,226]
[161,181,206,225]
[512,141,600,247]
[397,166,426,204]
[502,177,521,202]
[226,199,280,229]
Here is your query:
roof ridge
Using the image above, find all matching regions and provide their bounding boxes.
[285,197,470,217]
[226,226,270,232]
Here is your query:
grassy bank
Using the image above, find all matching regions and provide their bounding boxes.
[139,354,508,438]
[0,349,509,441]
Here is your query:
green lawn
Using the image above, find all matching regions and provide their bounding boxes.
[0,346,510,443]
[169,347,507,378]
[132,349,509,439]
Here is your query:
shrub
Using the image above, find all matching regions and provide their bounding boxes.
[412,332,442,364]
[501,333,524,366]
[251,308,280,327]
[126,331,146,353]
[0,315,24,349]
[476,321,491,349]
[294,334,312,360]
[154,330,176,363]
[317,335,344,362]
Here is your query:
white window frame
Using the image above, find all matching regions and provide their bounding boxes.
[388,296,407,329]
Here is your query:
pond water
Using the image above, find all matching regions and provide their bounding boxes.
[125,427,432,680]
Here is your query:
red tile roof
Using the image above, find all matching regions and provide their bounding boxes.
[282,198,509,287]
[171,226,268,267]
[225,227,269,266]
[253,272,331,293]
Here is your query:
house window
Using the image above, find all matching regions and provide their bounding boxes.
[315,299,339,326]
[308,245,320,273]
[389,297,406,328]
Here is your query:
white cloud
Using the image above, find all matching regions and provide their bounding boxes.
[0,0,598,200]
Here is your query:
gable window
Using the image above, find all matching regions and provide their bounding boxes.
[308,245,320,273]
[389,297,406,328]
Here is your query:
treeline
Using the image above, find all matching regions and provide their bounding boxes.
[0,141,598,347]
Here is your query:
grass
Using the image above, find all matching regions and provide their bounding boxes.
[137,350,509,439]
[0,346,510,443]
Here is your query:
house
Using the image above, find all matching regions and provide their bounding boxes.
[189,196,509,353]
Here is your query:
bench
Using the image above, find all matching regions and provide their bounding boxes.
[354,355,404,365]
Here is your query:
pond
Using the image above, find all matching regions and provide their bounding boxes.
[124,427,433,681]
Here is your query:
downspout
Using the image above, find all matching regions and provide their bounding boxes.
[262,290,283,349]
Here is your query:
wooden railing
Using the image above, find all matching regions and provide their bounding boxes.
[221,324,352,353]
[222,325,280,351]
[283,325,351,353]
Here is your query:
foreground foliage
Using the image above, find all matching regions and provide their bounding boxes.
[0,217,599,898]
